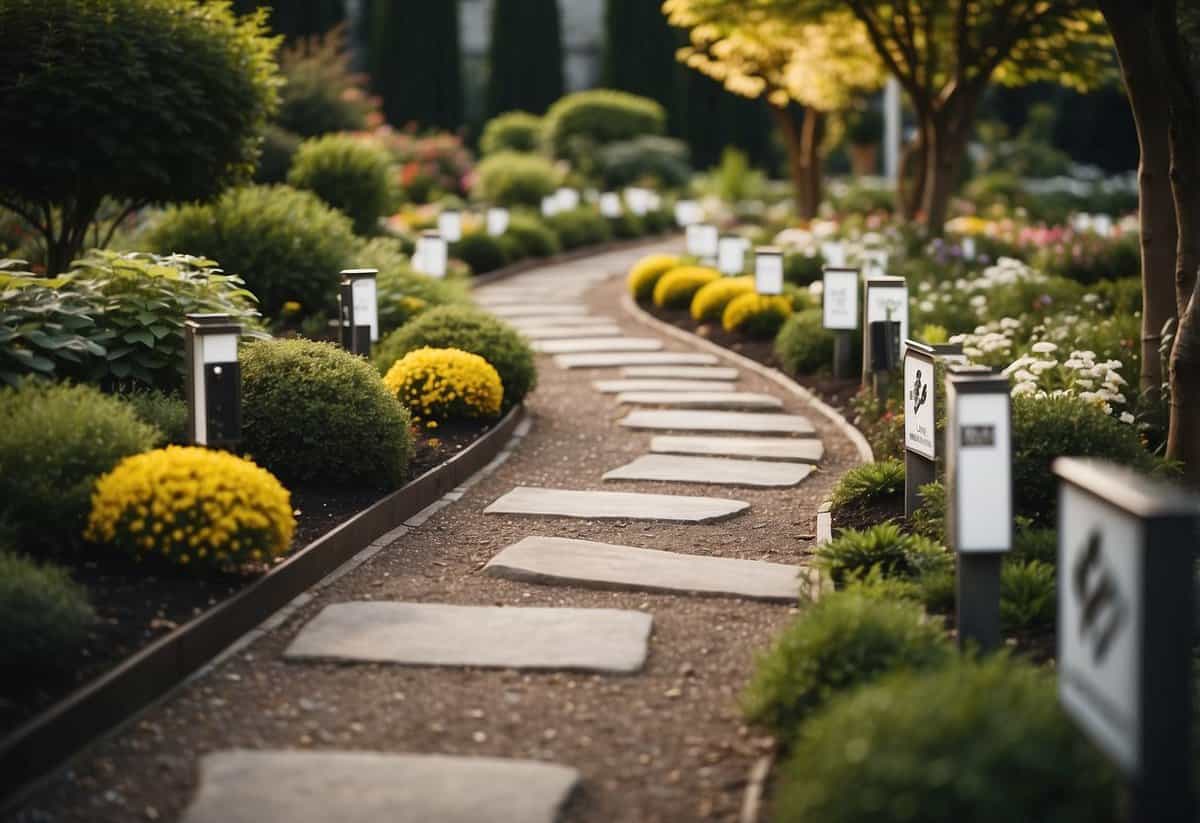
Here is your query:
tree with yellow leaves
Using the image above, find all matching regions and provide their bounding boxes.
[665,2,883,218]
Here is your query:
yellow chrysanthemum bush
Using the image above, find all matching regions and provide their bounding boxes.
[690,276,755,322]
[383,347,503,425]
[85,446,296,571]
[627,253,681,301]
[722,292,793,339]
[653,266,720,309]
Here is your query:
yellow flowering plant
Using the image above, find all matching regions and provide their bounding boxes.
[86,446,295,572]
[383,347,503,423]
[722,292,793,338]
[653,266,720,309]
[690,275,755,322]
[627,254,682,301]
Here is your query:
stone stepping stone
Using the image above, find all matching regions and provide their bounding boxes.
[284,602,652,673]
[614,391,783,411]
[534,337,664,354]
[180,750,578,823]
[555,352,719,369]
[508,315,615,328]
[651,435,825,464]
[489,304,589,318]
[620,365,740,380]
[521,325,623,340]
[618,410,816,436]
[593,379,736,394]
[603,454,813,488]
[484,486,748,523]
[486,536,801,603]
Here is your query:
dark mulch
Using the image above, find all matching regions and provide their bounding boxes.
[0,421,491,738]
[830,494,907,534]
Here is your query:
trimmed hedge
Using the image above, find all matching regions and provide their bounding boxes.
[287,134,394,235]
[543,89,666,163]
[474,151,559,208]
[480,110,543,155]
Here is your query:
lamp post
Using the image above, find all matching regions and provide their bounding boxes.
[413,230,447,278]
[717,235,748,276]
[436,208,462,242]
[486,207,509,236]
[862,274,908,395]
[184,314,242,449]
[822,266,859,378]
[338,268,378,356]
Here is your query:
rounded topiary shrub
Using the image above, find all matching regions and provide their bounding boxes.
[653,266,720,309]
[86,446,295,571]
[784,252,824,285]
[241,339,414,489]
[1012,394,1156,524]
[287,134,394,235]
[690,276,755,322]
[598,135,691,189]
[473,151,559,208]
[774,657,1118,823]
[480,110,543,156]
[453,232,510,275]
[774,309,834,373]
[353,237,470,335]
[627,254,681,301]
[0,551,95,670]
[148,184,359,318]
[543,89,666,163]
[607,211,645,239]
[256,124,302,184]
[501,212,561,258]
[0,381,159,552]
[722,292,792,338]
[743,591,952,741]
[383,348,503,425]
[373,305,536,410]
[546,207,612,250]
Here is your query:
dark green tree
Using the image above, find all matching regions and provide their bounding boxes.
[486,0,564,117]
[367,0,463,129]
[233,0,344,39]
[603,0,679,116]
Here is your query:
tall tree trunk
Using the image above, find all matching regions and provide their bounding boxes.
[800,108,826,216]
[898,125,927,222]
[771,104,820,220]
[920,97,976,235]
[1102,0,1180,396]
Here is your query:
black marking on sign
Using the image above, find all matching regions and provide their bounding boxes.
[910,368,928,415]
[960,424,995,447]
[1073,530,1126,665]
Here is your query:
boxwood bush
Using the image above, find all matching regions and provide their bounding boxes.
[774,657,1117,823]
[500,212,561,258]
[0,381,159,552]
[241,339,413,489]
[149,184,359,318]
[120,389,188,445]
[774,309,835,374]
[543,90,666,165]
[598,135,691,189]
[474,151,559,208]
[0,550,95,671]
[255,124,302,184]
[479,110,543,156]
[453,232,510,275]
[546,207,612,250]
[287,134,394,235]
[373,305,536,410]
[743,591,952,742]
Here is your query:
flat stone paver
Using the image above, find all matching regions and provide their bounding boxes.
[284,602,653,673]
[618,409,816,435]
[614,391,783,410]
[485,536,802,603]
[489,304,590,318]
[603,454,813,488]
[180,750,579,823]
[507,315,616,328]
[484,486,748,522]
[650,435,825,463]
[521,325,623,340]
[593,379,736,394]
[620,366,740,380]
[555,352,719,369]
[534,337,664,354]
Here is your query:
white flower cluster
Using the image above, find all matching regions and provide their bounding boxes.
[948,320,1020,366]
[1003,342,1133,423]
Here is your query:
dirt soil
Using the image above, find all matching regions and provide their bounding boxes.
[9,248,860,823]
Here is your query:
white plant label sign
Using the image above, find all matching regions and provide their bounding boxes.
[822,268,859,330]
[674,199,702,227]
[351,278,379,342]
[865,279,909,349]
[486,207,509,236]
[1058,487,1142,777]
[717,236,747,275]
[951,392,1011,551]
[599,192,622,218]
[904,352,935,459]
[554,187,579,212]
[436,210,462,242]
[755,253,784,295]
[414,235,447,278]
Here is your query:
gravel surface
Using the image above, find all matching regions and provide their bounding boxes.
[9,246,859,823]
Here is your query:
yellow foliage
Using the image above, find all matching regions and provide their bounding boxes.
[383,347,503,422]
[722,293,793,338]
[86,446,295,571]
[690,276,755,322]
[653,266,720,309]
[627,254,682,301]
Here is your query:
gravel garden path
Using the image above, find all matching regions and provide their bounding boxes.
[10,244,861,823]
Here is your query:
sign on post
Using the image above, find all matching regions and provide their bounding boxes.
[413,231,447,278]
[486,207,509,236]
[754,247,784,295]
[860,249,889,279]
[599,192,622,218]
[945,364,1012,652]
[717,235,747,275]
[436,209,462,242]
[822,267,859,378]
[902,341,962,515]
[674,199,703,227]
[1053,458,1197,822]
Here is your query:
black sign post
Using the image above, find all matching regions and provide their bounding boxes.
[1053,458,1198,823]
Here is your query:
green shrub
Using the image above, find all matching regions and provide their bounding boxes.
[373,305,536,409]
[743,591,952,741]
[0,551,95,670]
[480,110,543,155]
[543,89,666,166]
[909,480,947,544]
[775,657,1117,823]
[1,252,258,392]
[501,212,561,258]
[287,134,393,235]
[598,136,691,189]
[916,566,957,614]
[0,381,159,551]
[774,309,835,374]
[352,237,470,334]
[816,523,951,588]
[1012,526,1057,566]
[149,184,359,318]
[607,211,645,239]
[474,151,559,208]
[241,339,413,489]
[1013,394,1156,524]
[120,389,188,445]
[256,124,302,184]
[453,232,511,275]
[1001,558,1056,632]
[546,207,613,250]
[276,26,378,138]
[783,252,824,286]
[830,459,904,513]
